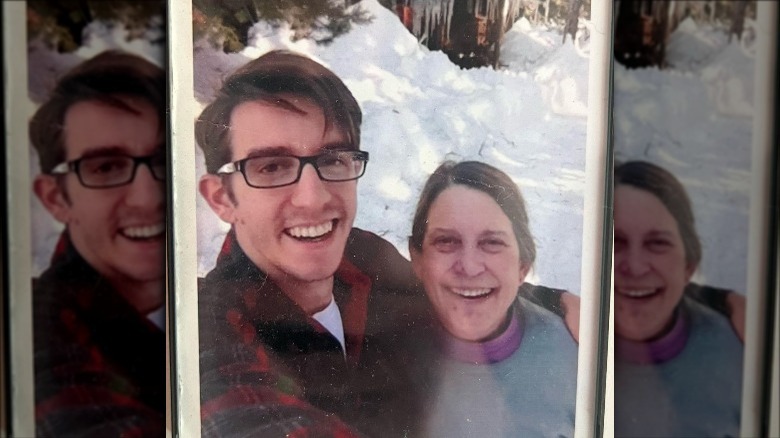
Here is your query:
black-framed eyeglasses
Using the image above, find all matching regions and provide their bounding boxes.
[217,150,369,189]
[50,153,166,189]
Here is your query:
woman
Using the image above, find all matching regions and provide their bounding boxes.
[408,161,578,438]
[614,161,743,437]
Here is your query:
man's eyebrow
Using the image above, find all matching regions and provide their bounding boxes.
[321,141,355,151]
[78,146,131,158]
[244,146,294,158]
[243,142,355,158]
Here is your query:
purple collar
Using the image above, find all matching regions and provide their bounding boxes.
[616,306,690,365]
[440,309,523,364]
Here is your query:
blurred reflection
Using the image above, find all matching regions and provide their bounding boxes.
[29,51,166,436]
[614,161,743,437]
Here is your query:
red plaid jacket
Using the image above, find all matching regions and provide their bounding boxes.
[198,228,431,437]
[33,232,165,437]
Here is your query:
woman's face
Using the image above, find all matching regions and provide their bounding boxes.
[411,185,529,342]
[614,185,694,341]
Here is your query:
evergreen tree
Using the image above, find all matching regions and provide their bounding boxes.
[192,0,372,52]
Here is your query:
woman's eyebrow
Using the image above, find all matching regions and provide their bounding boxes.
[480,230,511,238]
[646,230,675,238]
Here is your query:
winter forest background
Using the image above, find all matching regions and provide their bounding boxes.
[26,0,757,295]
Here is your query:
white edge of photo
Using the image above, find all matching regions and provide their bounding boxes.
[2,1,34,436]
[573,0,613,437]
[740,1,778,436]
[168,0,200,436]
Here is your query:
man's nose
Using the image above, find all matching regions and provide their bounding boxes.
[125,164,164,210]
[290,163,332,209]
[453,246,486,277]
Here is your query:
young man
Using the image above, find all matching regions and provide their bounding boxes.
[30,51,166,436]
[196,50,429,437]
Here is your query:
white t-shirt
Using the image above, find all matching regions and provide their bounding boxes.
[146,306,165,330]
[311,296,346,355]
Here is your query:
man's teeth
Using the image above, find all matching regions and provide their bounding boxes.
[122,223,164,239]
[287,221,333,239]
[451,288,492,298]
[621,289,656,298]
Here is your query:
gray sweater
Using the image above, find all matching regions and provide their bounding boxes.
[421,296,579,438]
[615,297,743,437]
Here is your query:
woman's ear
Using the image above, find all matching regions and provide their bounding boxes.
[409,242,422,279]
[684,263,698,282]
[33,175,70,224]
[519,262,531,283]
[199,174,237,223]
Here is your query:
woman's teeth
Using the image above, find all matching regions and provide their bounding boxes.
[121,224,164,239]
[621,288,657,298]
[287,221,333,239]
[451,288,493,298]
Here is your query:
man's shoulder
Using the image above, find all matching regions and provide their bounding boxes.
[345,227,416,288]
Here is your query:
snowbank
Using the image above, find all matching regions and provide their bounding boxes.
[193,0,591,293]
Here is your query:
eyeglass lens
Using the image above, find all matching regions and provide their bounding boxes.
[78,155,166,187]
[243,151,366,188]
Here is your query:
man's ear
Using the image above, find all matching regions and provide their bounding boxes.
[199,174,237,223]
[33,175,70,224]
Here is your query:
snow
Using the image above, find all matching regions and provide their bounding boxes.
[27,1,592,294]
[193,0,590,293]
[614,17,755,294]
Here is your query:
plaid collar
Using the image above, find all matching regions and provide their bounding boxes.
[213,228,373,366]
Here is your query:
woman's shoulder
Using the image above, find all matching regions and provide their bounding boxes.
[516,294,578,352]
[682,294,740,340]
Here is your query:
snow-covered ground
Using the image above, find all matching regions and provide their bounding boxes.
[614,17,756,293]
[193,0,591,293]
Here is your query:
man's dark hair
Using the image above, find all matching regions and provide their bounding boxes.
[615,160,702,268]
[29,50,166,173]
[195,50,362,174]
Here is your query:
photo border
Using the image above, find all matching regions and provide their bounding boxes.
[741,2,779,436]
[168,0,199,435]
[2,2,34,436]
[170,1,615,437]
[574,0,614,436]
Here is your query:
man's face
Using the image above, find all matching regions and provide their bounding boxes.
[41,97,165,285]
[211,99,358,285]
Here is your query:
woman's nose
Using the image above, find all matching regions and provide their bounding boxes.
[453,247,486,277]
[616,248,651,277]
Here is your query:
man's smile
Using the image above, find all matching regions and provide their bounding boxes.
[119,223,165,241]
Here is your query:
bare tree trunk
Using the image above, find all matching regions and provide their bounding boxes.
[709,0,716,22]
[493,0,506,68]
[729,1,747,43]
[544,0,549,23]
[562,0,583,44]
